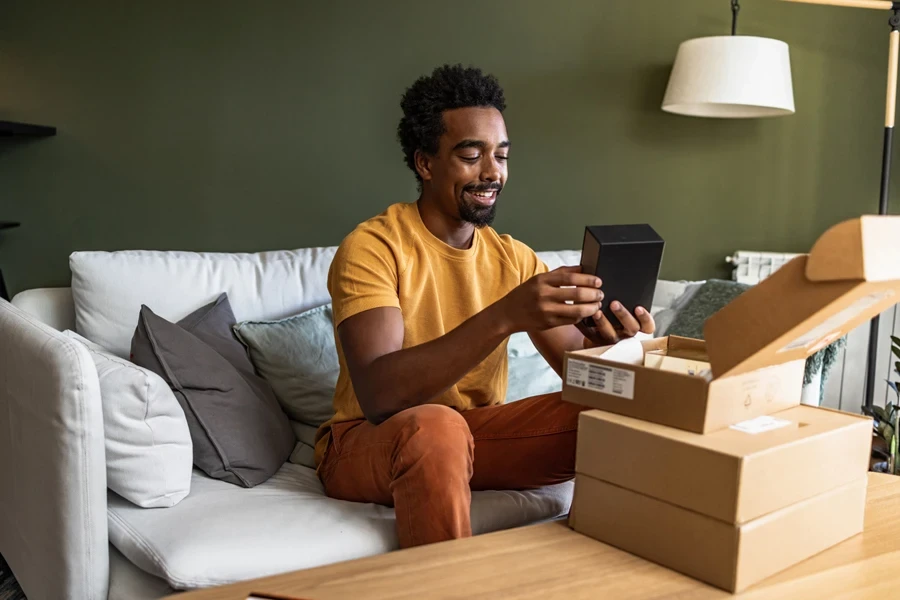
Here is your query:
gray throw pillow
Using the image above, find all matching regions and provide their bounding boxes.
[666,279,751,340]
[130,293,295,487]
[232,304,338,429]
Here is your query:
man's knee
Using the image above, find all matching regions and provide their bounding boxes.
[394,404,473,462]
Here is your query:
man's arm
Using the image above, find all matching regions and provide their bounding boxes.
[529,301,657,378]
[339,266,603,425]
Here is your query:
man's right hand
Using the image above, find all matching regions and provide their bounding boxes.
[495,265,604,334]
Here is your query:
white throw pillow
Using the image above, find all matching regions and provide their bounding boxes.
[63,330,193,508]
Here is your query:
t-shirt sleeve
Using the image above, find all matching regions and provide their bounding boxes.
[328,229,402,328]
[511,239,549,284]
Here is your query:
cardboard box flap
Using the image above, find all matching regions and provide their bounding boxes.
[704,217,900,379]
[806,216,900,283]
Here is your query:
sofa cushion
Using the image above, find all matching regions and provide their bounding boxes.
[233,304,338,428]
[107,463,573,590]
[70,247,338,358]
[130,294,295,488]
[288,421,319,468]
[63,330,193,508]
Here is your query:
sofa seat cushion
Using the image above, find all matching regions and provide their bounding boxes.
[108,463,573,590]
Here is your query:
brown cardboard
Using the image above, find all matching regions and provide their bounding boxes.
[562,337,805,433]
[562,216,900,432]
[569,474,867,593]
[575,406,872,523]
[704,216,900,378]
[643,348,710,376]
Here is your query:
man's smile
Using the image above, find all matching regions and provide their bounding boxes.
[464,189,498,207]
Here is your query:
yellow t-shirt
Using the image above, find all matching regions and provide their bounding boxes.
[313,201,548,466]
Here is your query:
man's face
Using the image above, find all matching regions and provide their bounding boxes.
[417,107,509,228]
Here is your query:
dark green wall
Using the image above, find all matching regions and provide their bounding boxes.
[0,0,892,295]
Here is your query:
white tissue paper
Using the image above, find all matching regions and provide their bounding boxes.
[598,332,653,365]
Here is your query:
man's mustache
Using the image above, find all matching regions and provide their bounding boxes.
[463,183,503,193]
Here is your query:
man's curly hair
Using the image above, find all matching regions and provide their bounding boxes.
[397,64,506,184]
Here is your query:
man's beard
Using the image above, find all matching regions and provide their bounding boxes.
[459,184,501,228]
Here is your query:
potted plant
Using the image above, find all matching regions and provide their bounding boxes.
[867,336,900,474]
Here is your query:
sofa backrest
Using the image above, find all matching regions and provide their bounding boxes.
[68,247,339,357]
[10,248,580,358]
[14,248,699,350]
[10,287,76,332]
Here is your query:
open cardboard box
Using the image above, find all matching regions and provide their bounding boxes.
[562,216,900,433]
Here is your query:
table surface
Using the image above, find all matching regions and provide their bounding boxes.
[166,473,900,600]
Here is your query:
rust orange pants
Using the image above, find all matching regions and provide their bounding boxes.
[318,392,585,548]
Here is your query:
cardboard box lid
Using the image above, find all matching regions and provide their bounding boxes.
[704,216,900,378]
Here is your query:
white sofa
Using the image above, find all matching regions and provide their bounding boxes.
[0,245,707,600]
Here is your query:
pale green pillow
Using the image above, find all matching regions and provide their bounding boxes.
[505,337,562,402]
[233,304,338,430]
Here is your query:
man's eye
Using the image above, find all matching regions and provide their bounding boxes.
[461,155,480,162]
[496,155,508,161]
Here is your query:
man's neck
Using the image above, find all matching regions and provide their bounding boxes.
[416,194,476,250]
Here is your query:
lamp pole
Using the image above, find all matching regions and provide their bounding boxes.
[782,0,899,413]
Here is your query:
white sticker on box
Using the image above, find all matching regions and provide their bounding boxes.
[778,290,896,354]
[729,415,793,435]
[566,359,635,400]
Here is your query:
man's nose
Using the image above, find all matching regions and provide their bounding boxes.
[481,156,501,182]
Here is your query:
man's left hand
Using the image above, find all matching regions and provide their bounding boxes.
[576,301,655,349]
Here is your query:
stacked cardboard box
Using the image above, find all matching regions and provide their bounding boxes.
[563,216,900,593]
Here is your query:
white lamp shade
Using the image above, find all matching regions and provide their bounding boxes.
[662,36,795,118]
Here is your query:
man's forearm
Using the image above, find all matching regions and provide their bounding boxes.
[357,305,512,424]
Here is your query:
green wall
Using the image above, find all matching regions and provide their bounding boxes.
[0,0,892,295]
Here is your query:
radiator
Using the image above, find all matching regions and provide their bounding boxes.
[725,250,899,413]
[724,251,803,285]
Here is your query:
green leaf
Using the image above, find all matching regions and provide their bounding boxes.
[890,381,900,397]
[891,335,900,347]
[885,424,895,442]
[874,405,888,422]
[893,345,900,360]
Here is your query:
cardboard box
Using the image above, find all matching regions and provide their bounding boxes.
[563,336,805,432]
[563,216,900,432]
[569,474,867,593]
[575,406,872,523]
[643,343,710,376]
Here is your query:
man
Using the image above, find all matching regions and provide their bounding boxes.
[313,64,654,549]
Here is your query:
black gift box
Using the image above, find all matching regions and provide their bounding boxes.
[580,224,665,330]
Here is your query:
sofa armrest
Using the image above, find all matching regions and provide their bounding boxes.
[0,299,109,600]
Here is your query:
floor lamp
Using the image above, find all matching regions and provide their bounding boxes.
[783,0,898,413]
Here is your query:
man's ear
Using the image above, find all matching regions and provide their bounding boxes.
[414,150,433,183]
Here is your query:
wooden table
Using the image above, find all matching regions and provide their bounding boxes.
[167,473,900,600]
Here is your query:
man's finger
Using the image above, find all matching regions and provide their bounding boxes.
[547,286,604,304]
[589,310,619,344]
[551,265,583,273]
[544,270,602,289]
[635,306,655,334]
[556,302,602,322]
[610,301,641,336]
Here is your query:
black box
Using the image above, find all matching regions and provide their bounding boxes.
[580,224,665,330]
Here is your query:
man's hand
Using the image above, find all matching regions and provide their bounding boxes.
[496,265,604,334]
[576,301,655,348]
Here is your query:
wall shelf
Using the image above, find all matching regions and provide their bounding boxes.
[0,120,56,137]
